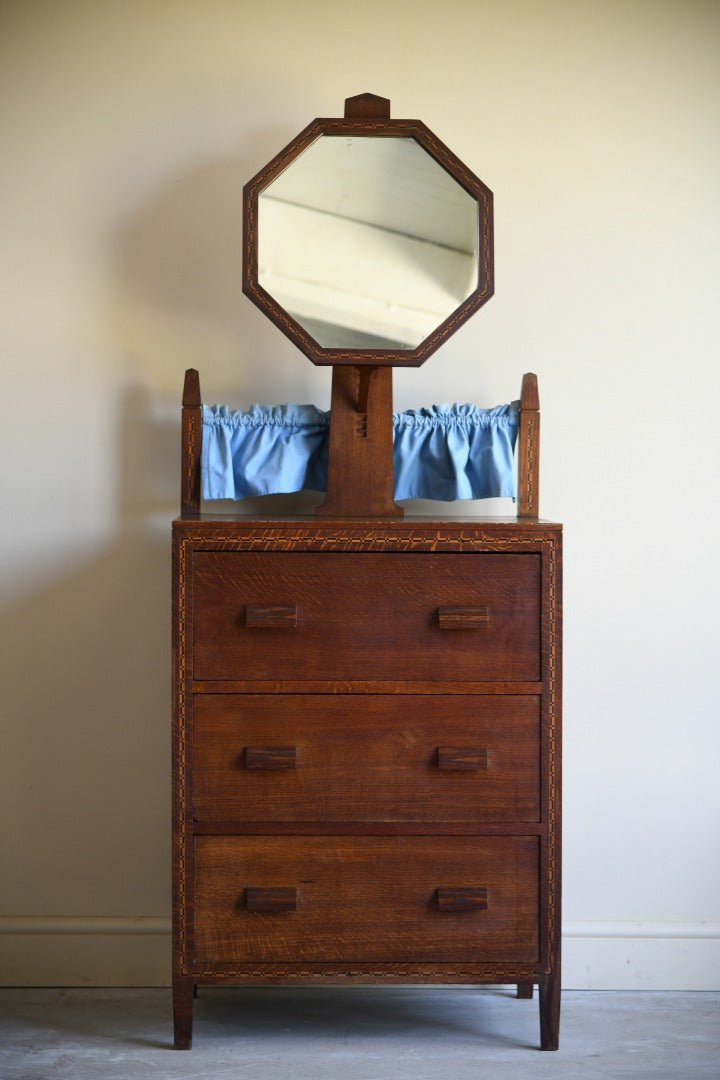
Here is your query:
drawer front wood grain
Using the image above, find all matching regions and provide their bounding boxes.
[191,551,540,682]
[193,835,539,964]
[193,694,540,823]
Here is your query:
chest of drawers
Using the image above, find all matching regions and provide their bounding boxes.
[172,516,562,1049]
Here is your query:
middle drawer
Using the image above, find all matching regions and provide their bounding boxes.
[192,694,540,823]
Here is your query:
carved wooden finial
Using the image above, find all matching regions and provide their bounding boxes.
[520,371,539,412]
[344,93,391,119]
[182,367,201,407]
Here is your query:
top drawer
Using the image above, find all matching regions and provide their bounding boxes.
[190,551,540,682]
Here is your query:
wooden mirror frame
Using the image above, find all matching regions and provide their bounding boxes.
[242,93,494,369]
[240,94,496,518]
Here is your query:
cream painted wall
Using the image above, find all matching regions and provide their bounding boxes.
[1,0,719,989]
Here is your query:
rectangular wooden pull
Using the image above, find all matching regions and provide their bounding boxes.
[245,604,297,629]
[437,747,488,771]
[246,887,297,913]
[245,746,297,770]
[437,887,488,912]
[437,606,490,630]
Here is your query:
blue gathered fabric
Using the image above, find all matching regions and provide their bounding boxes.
[201,400,519,502]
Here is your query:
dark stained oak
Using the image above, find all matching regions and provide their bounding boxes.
[317,365,401,518]
[540,969,561,1050]
[172,366,562,1050]
[245,604,298,629]
[436,886,489,912]
[180,368,201,516]
[436,746,490,771]
[174,87,555,1048]
[193,694,539,823]
[246,886,297,913]
[437,606,491,630]
[194,835,538,964]
[191,550,541,683]
[173,515,562,1050]
[244,745,297,771]
[242,94,493,371]
[518,373,540,519]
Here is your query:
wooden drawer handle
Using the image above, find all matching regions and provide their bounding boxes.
[245,604,297,629]
[437,747,488,771]
[246,887,297,913]
[437,887,488,912]
[245,746,297,770]
[437,606,490,630]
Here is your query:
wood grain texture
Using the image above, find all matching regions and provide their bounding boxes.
[437,886,488,912]
[316,365,400,517]
[193,835,539,964]
[191,550,540,682]
[540,968,561,1050]
[245,746,297,771]
[245,604,297,629]
[345,93,391,119]
[437,606,490,630]
[172,515,562,1051]
[180,368,201,516]
[518,373,540,519]
[436,746,489,771]
[246,887,297,913]
[192,694,540,823]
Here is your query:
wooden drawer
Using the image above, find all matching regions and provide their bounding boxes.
[193,694,540,823]
[190,551,540,682]
[193,835,539,964]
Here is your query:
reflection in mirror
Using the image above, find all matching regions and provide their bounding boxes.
[258,136,479,350]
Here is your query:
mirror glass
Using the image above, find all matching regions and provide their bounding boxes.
[257,136,479,351]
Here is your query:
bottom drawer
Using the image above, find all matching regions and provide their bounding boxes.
[193,835,539,965]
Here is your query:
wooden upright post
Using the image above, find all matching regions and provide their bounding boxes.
[517,372,540,518]
[181,368,201,515]
[316,93,402,518]
[316,365,401,517]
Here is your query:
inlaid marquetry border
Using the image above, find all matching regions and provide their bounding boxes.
[172,523,561,981]
[521,416,537,516]
[181,409,199,511]
[187,963,544,983]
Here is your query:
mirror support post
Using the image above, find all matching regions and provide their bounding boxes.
[316,94,401,518]
[316,365,402,518]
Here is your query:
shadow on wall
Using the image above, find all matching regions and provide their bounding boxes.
[108,129,328,407]
[2,131,326,920]
[0,387,180,916]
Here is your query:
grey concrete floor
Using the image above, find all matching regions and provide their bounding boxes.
[0,986,718,1080]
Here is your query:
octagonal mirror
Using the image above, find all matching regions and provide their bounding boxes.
[243,108,493,367]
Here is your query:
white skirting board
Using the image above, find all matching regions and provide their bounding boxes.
[0,918,170,988]
[1,918,719,989]
[562,922,720,991]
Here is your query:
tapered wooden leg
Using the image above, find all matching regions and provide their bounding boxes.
[539,970,560,1050]
[517,981,534,999]
[173,974,194,1049]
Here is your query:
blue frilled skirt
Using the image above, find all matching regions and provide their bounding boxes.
[201,400,519,502]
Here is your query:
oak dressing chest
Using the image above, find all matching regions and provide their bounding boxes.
[172,93,562,1051]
